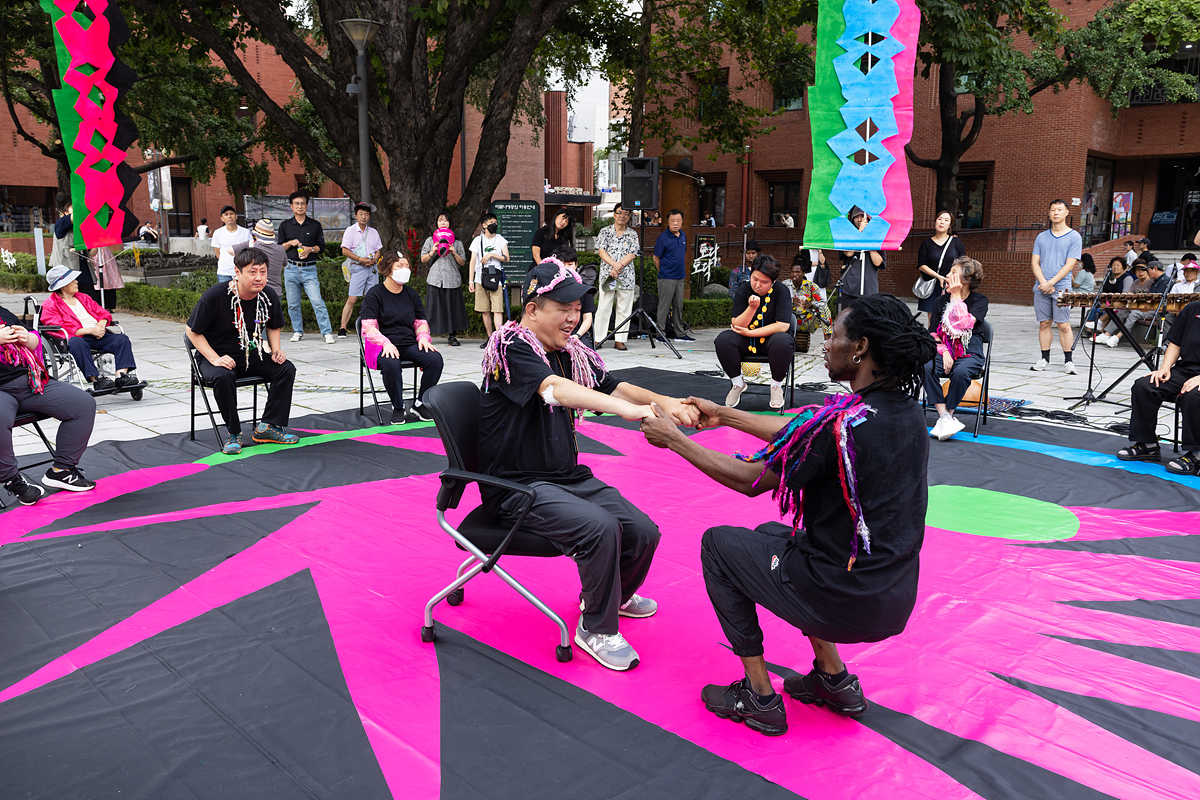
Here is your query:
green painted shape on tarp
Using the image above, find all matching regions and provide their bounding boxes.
[927,485,1080,541]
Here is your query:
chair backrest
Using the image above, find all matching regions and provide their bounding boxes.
[979,320,993,346]
[422,381,483,474]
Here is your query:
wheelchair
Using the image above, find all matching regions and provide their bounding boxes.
[22,296,145,400]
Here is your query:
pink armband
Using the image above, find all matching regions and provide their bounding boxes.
[414,319,432,346]
[360,319,387,370]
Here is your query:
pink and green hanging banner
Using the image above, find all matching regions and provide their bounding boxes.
[39,0,141,249]
[803,0,919,250]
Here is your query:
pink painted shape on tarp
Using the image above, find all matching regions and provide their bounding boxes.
[1069,506,1200,540]
[5,422,1200,798]
[879,1,920,250]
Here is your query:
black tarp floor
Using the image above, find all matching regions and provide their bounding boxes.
[1,368,1198,799]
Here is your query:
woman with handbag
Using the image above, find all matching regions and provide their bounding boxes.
[914,211,964,326]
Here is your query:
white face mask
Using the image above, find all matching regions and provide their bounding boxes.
[392,267,411,284]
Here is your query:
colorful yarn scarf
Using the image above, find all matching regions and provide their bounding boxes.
[736,393,876,570]
[0,336,48,394]
[482,321,607,413]
[229,281,272,369]
[934,296,975,360]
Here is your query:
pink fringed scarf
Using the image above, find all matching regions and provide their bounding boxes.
[482,321,607,413]
[0,338,48,394]
[935,297,976,360]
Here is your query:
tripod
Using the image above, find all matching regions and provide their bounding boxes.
[1065,264,1110,409]
[596,216,682,359]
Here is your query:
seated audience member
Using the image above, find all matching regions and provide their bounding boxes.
[557,247,595,346]
[360,251,444,424]
[40,265,142,393]
[923,257,989,440]
[1117,298,1200,475]
[1084,256,1133,335]
[1172,256,1198,295]
[1094,261,1151,347]
[0,304,97,503]
[1101,260,1169,348]
[185,248,299,455]
[479,260,699,671]
[1072,254,1096,292]
[638,295,935,735]
[716,254,794,410]
[728,241,759,293]
[790,269,832,345]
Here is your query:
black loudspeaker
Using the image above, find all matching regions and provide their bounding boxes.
[621,157,659,210]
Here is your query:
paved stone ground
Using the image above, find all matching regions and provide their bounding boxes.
[4,288,1178,458]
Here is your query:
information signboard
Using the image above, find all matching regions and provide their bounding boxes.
[490,199,541,288]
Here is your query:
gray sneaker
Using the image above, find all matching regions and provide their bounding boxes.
[618,593,658,618]
[574,619,640,671]
[725,382,745,407]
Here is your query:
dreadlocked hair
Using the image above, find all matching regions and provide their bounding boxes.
[842,294,936,398]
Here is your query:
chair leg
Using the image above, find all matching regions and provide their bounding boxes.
[197,381,223,449]
[424,561,485,626]
[359,356,365,418]
[29,421,57,471]
[487,561,572,650]
[251,383,259,430]
[189,374,196,441]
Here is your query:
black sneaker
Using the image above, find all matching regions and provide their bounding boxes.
[673,332,696,342]
[114,372,140,389]
[42,467,97,492]
[4,473,46,505]
[403,407,422,424]
[448,335,461,347]
[701,678,787,736]
[90,376,115,393]
[478,341,488,349]
[783,662,867,716]
[337,328,348,338]
[388,411,406,425]
[413,400,432,420]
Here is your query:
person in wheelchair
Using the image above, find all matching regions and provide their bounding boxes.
[479,258,699,671]
[923,257,988,441]
[41,265,142,394]
[1,305,97,504]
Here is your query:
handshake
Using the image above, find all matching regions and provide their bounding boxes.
[619,395,727,449]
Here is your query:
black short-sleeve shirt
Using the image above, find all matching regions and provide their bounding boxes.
[732,280,793,326]
[1167,301,1200,371]
[531,226,572,261]
[779,389,929,643]
[917,237,965,277]
[187,283,283,357]
[360,283,425,348]
[479,337,620,509]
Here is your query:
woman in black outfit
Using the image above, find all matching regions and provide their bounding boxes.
[530,209,573,264]
[640,294,935,736]
[360,252,444,424]
[715,255,794,411]
[915,210,965,325]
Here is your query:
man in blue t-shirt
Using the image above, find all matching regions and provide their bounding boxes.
[1030,199,1083,374]
[653,209,692,341]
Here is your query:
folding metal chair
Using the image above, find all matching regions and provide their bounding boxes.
[357,318,418,425]
[924,320,994,438]
[740,312,799,413]
[418,381,573,663]
[185,335,263,447]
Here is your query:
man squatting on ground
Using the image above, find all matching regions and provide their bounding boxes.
[478,258,700,671]
[641,294,935,735]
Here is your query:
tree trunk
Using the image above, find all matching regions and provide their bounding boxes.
[625,0,654,157]
[906,63,987,223]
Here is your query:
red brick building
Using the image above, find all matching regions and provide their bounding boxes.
[644,0,1199,302]
[1,39,543,242]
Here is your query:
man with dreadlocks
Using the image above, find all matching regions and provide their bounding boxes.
[186,247,299,455]
[480,258,699,672]
[641,294,935,735]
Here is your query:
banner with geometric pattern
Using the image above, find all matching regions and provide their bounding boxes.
[803,0,919,250]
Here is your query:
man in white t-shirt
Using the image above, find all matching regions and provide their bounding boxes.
[210,205,251,283]
[468,211,509,347]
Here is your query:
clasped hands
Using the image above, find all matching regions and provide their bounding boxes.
[637,395,724,448]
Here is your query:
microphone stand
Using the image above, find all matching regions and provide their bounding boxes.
[1065,263,1110,408]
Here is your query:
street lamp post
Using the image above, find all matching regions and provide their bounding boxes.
[338,18,381,205]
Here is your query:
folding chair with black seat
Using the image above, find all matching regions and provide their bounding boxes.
[418,381,573,662]
[925,320,994,438]
[357,318,418,426]
[1,334,62,509]
[185,335,263,447]
[740,312,799,413]
[23,295,144,400]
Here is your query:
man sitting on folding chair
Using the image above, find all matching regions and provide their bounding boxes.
[923,257,989,441]
[480,258,699,671]
[0,305,97,504]
[185,248,299,455]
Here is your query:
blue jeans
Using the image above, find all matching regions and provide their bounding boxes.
[283,262,332,335]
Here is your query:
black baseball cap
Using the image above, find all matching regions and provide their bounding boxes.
[523,259,593,305]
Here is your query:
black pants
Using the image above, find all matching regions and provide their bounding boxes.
[1129,364,1200,450]
[196,353,296,435]
[922,353,984,412]
[701,524,825,657]
[500,477,661,634]
[0,377,96,479]
[715,329,794,382]
[378,344,443,408]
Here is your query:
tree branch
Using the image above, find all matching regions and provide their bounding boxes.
[904,142,939,169]
[1,65,57,160]
[135,137,256,173]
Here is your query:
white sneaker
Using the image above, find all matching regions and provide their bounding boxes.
[1030,358,1049,371]
[725,382,746,408]
[1105,336,1120,349]
[1064,361,1078,375]
[937,416,965,440]
[929,416,948,440]
[324,333,337,344]
[290,332,303,343]
[769,384,785,410]
[1082,320,1096,332]
[1092,333,1111,345]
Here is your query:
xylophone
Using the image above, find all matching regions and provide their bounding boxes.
[1057,292,1200,312]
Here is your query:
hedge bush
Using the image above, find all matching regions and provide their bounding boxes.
[0,270,42,293]
[0,251,39,275]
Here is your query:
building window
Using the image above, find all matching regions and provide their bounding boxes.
[955,171,989,229]
[773,87,804,112]
[167,176,194,237]
[1130,43,1200,105]
[699,179,726,226]
[694,68,730,123]
[767,180,804,227]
